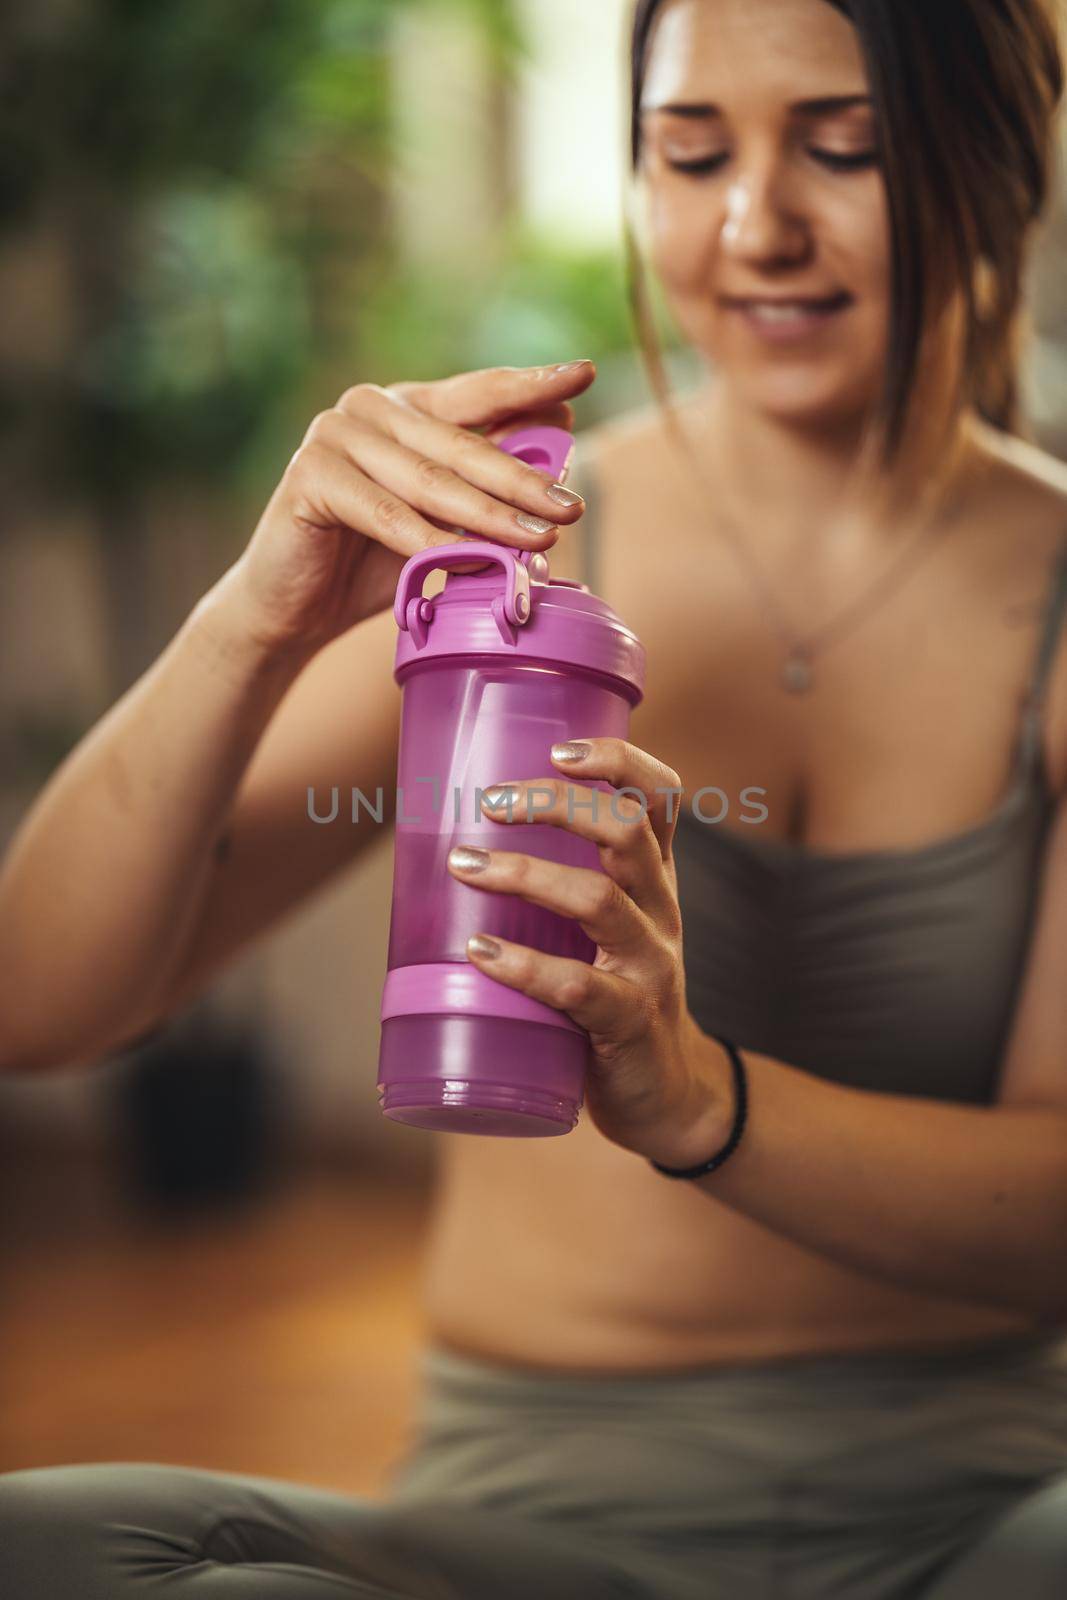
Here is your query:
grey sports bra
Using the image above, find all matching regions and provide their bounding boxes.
[569,451,1067,1103]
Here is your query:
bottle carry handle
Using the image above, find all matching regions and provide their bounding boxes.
[393,426,575,648]
[394,542,532,646]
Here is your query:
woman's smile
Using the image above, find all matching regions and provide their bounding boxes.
[720,290,854,343]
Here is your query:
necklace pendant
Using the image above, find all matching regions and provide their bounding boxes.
[782,650,813,694]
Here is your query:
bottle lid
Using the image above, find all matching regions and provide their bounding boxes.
[392,428,646,703]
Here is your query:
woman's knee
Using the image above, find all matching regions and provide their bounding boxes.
[0,1463,471,1600]
[0,1461,264,1598]
[0,1461,171,1537]
[0,1460,226,1533]
[0,1463,641,1600]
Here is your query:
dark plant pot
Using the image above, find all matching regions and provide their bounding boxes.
[112,1004,289,1216]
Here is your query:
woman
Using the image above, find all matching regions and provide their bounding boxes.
[2,0,1067,1595]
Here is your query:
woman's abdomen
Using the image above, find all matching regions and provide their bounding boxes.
[418,1120,1037,1373]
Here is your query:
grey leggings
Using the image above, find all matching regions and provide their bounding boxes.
[3,1329,1067,1600]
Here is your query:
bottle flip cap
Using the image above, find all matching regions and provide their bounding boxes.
[393,427,573,640]
[391,426,646,699]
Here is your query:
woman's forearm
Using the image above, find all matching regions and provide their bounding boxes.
[0,567,316,1072]
[678,1033,1067,1322]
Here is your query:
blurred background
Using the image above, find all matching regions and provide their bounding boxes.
[2,0,1067,1496]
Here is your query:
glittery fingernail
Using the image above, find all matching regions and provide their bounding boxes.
[544,483,584,509]
[449,846,491,872]
[482,785,518,811]
[516,512,556,536]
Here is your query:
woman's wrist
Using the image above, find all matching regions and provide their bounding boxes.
[188,567,320,689]
[638,1023,738,1172]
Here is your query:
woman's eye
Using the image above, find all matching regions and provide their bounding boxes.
[664,148,879,178]
[665,153,729,177]
[810,147,880,171]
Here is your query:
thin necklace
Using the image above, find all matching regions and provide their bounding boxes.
[666,410,970,694]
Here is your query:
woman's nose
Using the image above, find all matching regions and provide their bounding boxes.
[719,168,810,265]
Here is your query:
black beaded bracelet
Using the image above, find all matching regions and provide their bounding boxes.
[648,1038,748,1179]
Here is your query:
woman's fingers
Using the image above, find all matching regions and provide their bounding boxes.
[446,735,690,1043]
[391,360,596,428]
[277,365,593,599]
[448,847,655,962]
[460,935,645,1041]
[313,411,565,554]
[336,385,586,528]
[284,444,464,560]
[549,739,684,860]
[476,778,678,927]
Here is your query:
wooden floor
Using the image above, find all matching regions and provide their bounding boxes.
[1,1153,436,1498]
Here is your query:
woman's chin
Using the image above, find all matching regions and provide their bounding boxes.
[722,368,878,433]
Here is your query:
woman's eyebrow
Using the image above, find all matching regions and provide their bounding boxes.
[646,95,872,117]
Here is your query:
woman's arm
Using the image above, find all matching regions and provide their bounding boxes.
[672,794,1067,1324]
[0,363,594,1075]
[0,577,405,1077]
[104,601,403,1054]
[446,731,1067,1325]
[0,572,318,1073]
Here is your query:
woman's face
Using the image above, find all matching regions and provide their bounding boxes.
[638,0,891,430]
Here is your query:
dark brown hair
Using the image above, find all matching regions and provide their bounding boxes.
[627,0,1064,469]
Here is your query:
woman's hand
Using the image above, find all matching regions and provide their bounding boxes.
[221,361,595,658]
[447,737,733,1167]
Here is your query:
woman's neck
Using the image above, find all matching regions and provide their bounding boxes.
[676,380,978,548]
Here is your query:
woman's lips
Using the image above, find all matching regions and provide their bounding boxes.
[721,293,853,342]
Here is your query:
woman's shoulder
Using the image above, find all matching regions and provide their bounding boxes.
[567,398,692,539]
[548,402,676,586]
[573,396,690,488]
[967,417,1067,537]
[969,421,1067,797]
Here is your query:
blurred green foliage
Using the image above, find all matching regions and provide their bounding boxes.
[352,237,635,386]
[2,0,644,511]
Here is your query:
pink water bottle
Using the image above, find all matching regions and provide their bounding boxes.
[376,427,646,1137]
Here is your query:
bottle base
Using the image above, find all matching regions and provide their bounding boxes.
[379,1078,578,1136]
[377,1012,586,1136]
